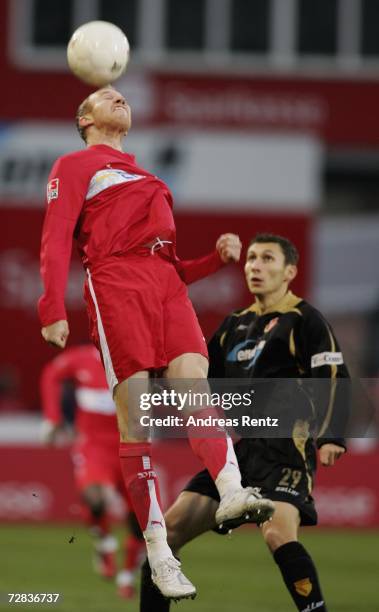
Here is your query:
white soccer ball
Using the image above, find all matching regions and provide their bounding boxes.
[67,21,129,87]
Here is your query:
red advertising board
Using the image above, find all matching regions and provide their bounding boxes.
[313,448,379,527]
[1,443,378,527]
[152,73,379,146]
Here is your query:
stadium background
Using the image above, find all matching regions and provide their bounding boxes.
[0,1,378,610]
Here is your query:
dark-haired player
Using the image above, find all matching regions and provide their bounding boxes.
[140,233,349,612]
[38,87,274,600]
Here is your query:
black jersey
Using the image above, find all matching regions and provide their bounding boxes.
[208,291,350,448]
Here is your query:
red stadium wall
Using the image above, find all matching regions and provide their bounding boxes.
[1,443,378,527]
[1,1,379,144]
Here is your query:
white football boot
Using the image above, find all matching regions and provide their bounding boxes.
[216,486,275,530]
[151,556,197,601]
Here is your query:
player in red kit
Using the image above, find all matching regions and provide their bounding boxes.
[38,86,274,600]
[40,344,146,599]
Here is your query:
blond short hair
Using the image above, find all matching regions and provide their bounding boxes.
[75,95,92,143]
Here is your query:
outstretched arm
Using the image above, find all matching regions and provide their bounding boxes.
[176,233,242,284]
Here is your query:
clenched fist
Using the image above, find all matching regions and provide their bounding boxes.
[216,233,242,263]
[319,443,345,466]
[41,320,69,349]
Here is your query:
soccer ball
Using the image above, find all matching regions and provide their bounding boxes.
[67,21,129,87]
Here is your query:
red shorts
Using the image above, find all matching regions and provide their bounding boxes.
[72,434,124,493]
[84,253,208,389]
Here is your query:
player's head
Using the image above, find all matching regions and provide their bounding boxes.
[76,86,131,143]
[245,233,298,297]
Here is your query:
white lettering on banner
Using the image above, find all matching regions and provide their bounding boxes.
[0,247,238,315]
[311,352,343,368]
[0,249,84,309]
[165,88,326,127]
[75,388,116,415]
[314,487,376,525]
[188,268,245,313]
[0,153,58,203]
[0,483,52,519]
[86,169,145,200]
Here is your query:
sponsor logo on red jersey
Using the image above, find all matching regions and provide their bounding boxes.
[47,178,59,203]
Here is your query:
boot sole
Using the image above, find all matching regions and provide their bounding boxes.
[216,500,275,530]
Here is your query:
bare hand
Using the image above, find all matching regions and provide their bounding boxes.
[40,420,76,446]
[40,420,61,445]
[216,234,242,263]
[319,443,345,466]
[41,320,69,349]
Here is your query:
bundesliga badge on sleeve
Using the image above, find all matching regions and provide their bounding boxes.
[47,178,59,203]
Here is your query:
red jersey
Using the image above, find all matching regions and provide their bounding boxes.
[40,344,118,439]
[38,144,224,326]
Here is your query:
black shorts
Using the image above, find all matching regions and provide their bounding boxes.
[183,438,318,530]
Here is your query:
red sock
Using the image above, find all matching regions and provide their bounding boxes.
[187,408,240,482]
[119,442,165,533]
[124,533,146,571]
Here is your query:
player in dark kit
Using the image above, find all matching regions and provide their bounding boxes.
[139,233,349,612]
[38,86,274,600]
